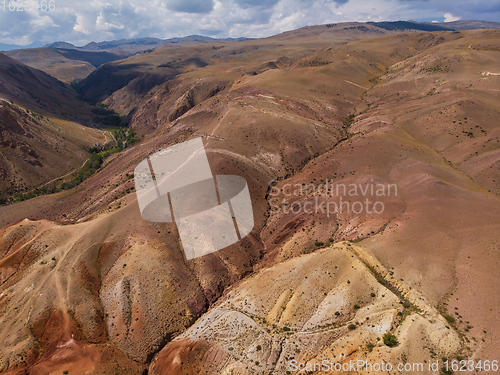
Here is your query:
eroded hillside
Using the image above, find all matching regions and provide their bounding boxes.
[0,27,499,374]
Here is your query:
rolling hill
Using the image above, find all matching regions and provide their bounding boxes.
[5,48,122,83]
[4,36,252,84]
[0,52,92,118]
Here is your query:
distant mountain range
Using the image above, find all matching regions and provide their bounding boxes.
[0,41,44,51]
[1,35,252,82]
[45,35,251,53]
[2,19,499,83]
[368,19,500,32]
[1,35,252,53]
[431,19,500,30]
[1,19,499,53]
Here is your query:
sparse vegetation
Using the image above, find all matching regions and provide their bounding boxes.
[401,352,407,363]
[348,324,357,330]
[343,113,356,126]
[29,110,45,121]
[70,79,83,97]
[113,128,138,150]
[298,60,331,67]
[383,333,398,347]
[60,148,103,190]
[443,313,455,324]
[92,103,122,127]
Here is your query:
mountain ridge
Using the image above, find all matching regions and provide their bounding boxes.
[2,19,499,53]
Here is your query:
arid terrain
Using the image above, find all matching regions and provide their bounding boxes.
[0,21,499,374]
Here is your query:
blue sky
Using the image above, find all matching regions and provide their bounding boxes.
[0,0,499,46]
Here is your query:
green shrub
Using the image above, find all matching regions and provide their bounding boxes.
[443,314,455,324]
[343,114,356,126]
[383,333,398,347]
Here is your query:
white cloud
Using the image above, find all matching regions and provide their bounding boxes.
[443,12,460,22]
[73,13,91,34]
[96,10,125,32]
[30,14,58,32]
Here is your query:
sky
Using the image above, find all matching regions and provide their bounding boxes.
[0,0,499,47]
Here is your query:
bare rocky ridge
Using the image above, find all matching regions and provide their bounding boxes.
[151,243,460,374]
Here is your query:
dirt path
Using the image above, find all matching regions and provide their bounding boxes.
[344,79,368,90]
[39,158,89,189]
